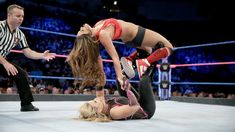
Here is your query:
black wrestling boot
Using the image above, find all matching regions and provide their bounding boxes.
[21,103,39,112]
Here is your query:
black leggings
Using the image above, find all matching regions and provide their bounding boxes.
[138,75,156,118]
[116,75,156,119]
[0,63,34,106]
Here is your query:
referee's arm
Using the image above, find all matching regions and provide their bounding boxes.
[0,55,8,65]
[0,55,18,76]
[22,48,56,61]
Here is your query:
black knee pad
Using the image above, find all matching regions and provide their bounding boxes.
[154,41,165,49]
[136,49,150,59]
[155,41,174,55]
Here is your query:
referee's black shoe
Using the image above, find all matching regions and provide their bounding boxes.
[21,103,39,112]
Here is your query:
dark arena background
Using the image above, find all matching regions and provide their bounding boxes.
[0,0,235,132]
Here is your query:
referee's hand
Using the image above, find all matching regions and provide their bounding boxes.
[3,62,18,76]
[42,50,56,61]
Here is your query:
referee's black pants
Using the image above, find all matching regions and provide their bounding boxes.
[0,62,34,106]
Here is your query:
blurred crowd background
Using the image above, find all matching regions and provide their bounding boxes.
[0,0,234,98]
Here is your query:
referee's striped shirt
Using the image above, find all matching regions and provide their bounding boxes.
[0,20,28,57]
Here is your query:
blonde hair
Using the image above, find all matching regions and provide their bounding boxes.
[67,34,106,89]
[7,4,24,14]
[79,102,111,122]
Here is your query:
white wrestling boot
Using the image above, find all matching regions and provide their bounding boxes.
[120,57,135,79]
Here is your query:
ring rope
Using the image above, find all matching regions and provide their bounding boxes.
[20,26,77,37]
[171,82,235,85]
[170,61,235,68]
[173,40,235,50]
[10,50,113,62]
[28,75,143,83]
[29,75,235,86]
[11,50,235,66]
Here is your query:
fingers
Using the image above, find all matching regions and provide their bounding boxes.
[5,64,18,76]
[123,78,131,91]
[48,53,56,60]
[46,56,55,61]
[44,52,56,61]
[117,77,131,91]
[9,66,18,76]
[46,57,53,61]
[44,50,50,54]
[117,78,125,90]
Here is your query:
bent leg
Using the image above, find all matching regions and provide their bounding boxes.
[10,64,34,106]
[138,74,156,119]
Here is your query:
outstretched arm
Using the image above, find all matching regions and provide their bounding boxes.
[95,86,105,98]
[99,30,124,80]
[22,48,56,61]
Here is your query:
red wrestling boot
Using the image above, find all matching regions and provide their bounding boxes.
[136,59,150,79]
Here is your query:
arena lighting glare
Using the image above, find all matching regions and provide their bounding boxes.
[113,1,117,5]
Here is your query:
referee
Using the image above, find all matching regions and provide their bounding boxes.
[0,4,56,111]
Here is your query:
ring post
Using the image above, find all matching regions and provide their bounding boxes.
[158,59,171,100]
